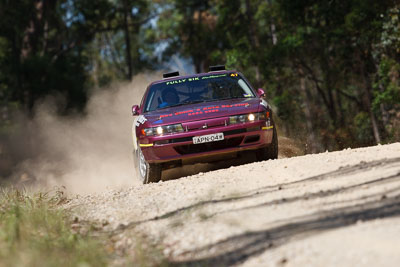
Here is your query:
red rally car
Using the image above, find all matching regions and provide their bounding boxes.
[132,66,278,183]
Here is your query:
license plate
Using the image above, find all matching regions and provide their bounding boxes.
[193,133,224,144]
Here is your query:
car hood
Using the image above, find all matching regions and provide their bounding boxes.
[141,98,264,127]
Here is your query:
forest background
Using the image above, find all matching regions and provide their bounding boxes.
[0,0,399,176]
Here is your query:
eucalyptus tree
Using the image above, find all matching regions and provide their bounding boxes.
[0,0,113,112]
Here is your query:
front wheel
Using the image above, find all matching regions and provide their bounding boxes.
[256,123,278,161]
[134,147,162,184]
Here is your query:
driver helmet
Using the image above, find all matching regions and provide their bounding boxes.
[162,88,179,105]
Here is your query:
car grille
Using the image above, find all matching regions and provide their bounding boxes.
[174,137,244,155]
[154,126,260,146]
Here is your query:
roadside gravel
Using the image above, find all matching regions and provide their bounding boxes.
[65,142,400,266]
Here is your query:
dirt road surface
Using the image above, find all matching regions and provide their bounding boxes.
[66,142,400,266]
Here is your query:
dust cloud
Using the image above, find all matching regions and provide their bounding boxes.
[14,73,156,194]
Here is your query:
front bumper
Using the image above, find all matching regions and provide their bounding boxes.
[139,120,274,163]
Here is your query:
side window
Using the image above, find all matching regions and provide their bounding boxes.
[238,79,254,97]
[145,89,163,112]
[145,91,154,112]
[151,90,162,110]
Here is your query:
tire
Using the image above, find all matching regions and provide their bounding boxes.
[256,122,278,161]
[134,146,162,184]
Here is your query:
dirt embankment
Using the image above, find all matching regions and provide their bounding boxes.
[66,143,400,267]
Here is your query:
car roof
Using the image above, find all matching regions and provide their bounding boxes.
[148,70,238,87]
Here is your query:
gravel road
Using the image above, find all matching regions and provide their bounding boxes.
[66,142,400,266]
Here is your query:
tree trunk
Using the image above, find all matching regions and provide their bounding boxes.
[364,82,381,144]
[194,58,202,73]
[266,0,277,45]
[123,0,133,80]
[245,0,261,86]
[11,36,23,105]
[358,51,381,144]
[298,67,321,153]
[375,62,389,129]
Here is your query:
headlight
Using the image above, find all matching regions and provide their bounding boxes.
[142,123,184,136]
[229,112,267,124]
[156,126,163,135]
[248,114,255,121]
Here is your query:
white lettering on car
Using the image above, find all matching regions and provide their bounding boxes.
[135,115,147,127]
[166,79,187,85]
[261,99,269,109]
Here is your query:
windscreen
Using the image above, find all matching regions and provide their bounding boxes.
[143,73,256,112]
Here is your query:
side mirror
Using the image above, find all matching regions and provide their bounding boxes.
[132,105,140,116]
[257,88,266,98]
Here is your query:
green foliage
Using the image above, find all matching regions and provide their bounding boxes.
[0,0,155,112]
[0,189,108,267]
[373,59,400,107]
[0,0,104,112]
[0,188,170,266]
[0,0,399,151]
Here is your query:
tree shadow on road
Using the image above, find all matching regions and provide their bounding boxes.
[171,193,400,266]
[162,151,257,181]
[121,157,400,227]
[201,171,400,220]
